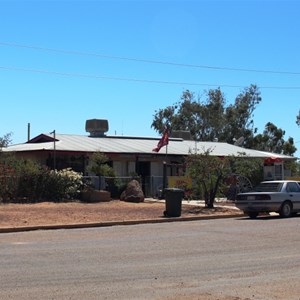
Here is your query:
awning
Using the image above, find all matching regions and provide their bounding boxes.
[264,157,283,165]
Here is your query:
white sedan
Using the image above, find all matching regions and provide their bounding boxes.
[235,180,300,218]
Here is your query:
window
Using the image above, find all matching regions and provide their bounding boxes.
[254,182,282,192]
[286,182,300,193]
[274,164,283,179]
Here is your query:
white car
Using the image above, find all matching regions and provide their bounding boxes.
[235,180,300,218]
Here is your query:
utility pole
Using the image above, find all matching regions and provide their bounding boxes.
[50,130,56,170]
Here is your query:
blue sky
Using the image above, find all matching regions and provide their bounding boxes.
[1,0,300,157]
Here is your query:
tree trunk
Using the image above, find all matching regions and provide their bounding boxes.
[206,201,214,208]
[204,191,214,208]
[207,190,215,208]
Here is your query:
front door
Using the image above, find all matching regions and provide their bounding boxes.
[136,161,151,195]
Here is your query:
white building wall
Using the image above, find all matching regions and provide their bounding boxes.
[151,161,163,176]
[113,161,126,176]
[128,161,136,174]
[114,160,136,176]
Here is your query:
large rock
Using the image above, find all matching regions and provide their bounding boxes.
[120,180,144,203]
[81,190,111,202]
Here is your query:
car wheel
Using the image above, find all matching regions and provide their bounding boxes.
[279,201,292,218]
[247,212,258,219]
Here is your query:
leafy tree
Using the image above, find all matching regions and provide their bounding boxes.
[152,85,298,155]
[284,160,300,178]
[297,110,300,126]
[296,160,300,176]
[151,88,226,141]
[199,88,226,141]
[228,155,264,187]
[151,84,261,146]
[222,85,261,146]
[87,152,115,177]
[0,132,12,148]
[251,122,296,156]
[185,148,265,207]
[151,90,199,136]
[185,149,231,208]
[282,137,297,156]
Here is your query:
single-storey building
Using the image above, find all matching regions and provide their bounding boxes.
[2,119,297,196]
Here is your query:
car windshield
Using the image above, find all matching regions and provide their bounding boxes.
[252,182,283,192]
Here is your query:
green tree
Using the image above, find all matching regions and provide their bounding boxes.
[185,149,231,208]
[222,85,261,146]
[152,85,297,155]
[185,151,264,206]
[151,84,261,145]
[251,122,297,156]
[151,88,226,141]
[87,152,115,177]
[151,90,199,136]
[228,155,264,187]
[296,160,300,176]
[284,160,300,178]
[0,132,12,149]
[297,110,300,126]
[199,88,226,141]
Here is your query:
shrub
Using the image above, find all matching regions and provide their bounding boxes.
[55,168,83,200]
[0,153,83,202]
[0,166,18,202]
[33,168,83,201]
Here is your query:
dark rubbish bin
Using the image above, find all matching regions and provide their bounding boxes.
[163,188,184,217]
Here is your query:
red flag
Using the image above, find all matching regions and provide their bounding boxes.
[152,128,169,152]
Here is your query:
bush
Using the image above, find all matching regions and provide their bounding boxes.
[0,153,83,202]
[26,168,83,202]
[105,177,126,199]
[55,168,83,200]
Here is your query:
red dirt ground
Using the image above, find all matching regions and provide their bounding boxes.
[0,199,242,229]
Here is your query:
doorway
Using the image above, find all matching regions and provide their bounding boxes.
[136,161,151,195]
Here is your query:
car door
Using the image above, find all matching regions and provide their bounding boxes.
[286,182,300,210]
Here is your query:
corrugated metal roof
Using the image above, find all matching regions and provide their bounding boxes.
[3,133,296,160]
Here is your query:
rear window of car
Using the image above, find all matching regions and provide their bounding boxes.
[286,182,300,192]
[252,182,283,192]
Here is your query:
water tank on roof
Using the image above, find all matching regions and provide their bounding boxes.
[85,119,109,137]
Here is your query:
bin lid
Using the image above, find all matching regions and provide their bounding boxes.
[164,188,184,192]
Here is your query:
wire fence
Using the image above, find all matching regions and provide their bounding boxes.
[83,175,164,198]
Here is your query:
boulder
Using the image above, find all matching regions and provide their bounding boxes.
[120,180,144,203]
[81,190,111,202]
